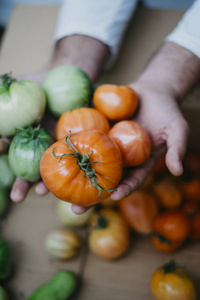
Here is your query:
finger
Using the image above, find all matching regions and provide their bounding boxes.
[71,204,91,215]
[10,178,32,203]
[165,119,189,176]
[111,146,165,201]
[35,181,49,196]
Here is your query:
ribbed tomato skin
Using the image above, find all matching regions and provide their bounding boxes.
[40,130,123,206]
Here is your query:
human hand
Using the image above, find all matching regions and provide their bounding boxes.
[110,80,189,201]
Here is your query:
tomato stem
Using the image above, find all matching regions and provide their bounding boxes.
[0,73,16,89]
[94,215,108,229]
[162,259,185,274]
[52,131,117,197]
[151,232,172,246]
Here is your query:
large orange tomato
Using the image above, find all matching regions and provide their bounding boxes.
[151,210,190,252]
[93,84,138,121]
[151,259,197,300]
[40,130,123,206]
[119,190,158,235]
[88,208,130,260]
[56,107,110,140]
[108,120,151,167]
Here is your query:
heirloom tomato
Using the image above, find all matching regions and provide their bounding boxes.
[40,130,123,206]
[56,107,110,140]
[151,210,190,252]
[153,179,182,209]
[93,84,138,121]
[88,208,130,260]
[0,73,46,137]
[119,190,158,235]
[42,65,91,117]
[108,120,151,167]
[151,259,197,300]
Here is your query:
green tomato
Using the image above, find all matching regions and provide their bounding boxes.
[8,126,53,182]
[0,237,12,281]
[0,155,15,189]
[0,187,9,216]
[56,200,94,227]
[42,65,91,116]
[0,73,46,137]
[28,271,77,300]
[0,286,9,300]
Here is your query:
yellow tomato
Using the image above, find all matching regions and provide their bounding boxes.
[88,208,130,260]
[151,260,197,300]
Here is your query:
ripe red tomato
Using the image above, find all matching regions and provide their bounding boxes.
[108,120,151,167]
[151,259,197,300]
[56,107,110,140]
[93,84,138,121]
[119,190,158,235]
[151,210,190,252]
[88,208,130,259]
[40,130,123,206]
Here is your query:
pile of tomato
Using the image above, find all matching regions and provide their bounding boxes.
[0,66,199,299]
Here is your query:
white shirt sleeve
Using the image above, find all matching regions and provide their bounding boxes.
[55,0,139,68]
[166,0,200,59]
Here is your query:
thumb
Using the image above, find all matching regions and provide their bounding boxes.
[165,118,189,176]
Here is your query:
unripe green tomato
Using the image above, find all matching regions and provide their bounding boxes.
[42,65,91,117]
[0,74,46,137]
[56,200,94,227]
[0,286,9,300]
[0,237,12,281]
[0,155,15,189]
[0,187,9,216]
[8,126,53,182]
[28,270,77,300]
[45,228,81,260]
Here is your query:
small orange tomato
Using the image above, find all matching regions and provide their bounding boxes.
[151,259,197,300]
[108,120,151,167]
[40,130,123,206]
[180,174,200,203]
[119,190,158,235]
[93,84,138,121]
[88,208,130,260]
[56,107,110,140]
[153,179,182,209]
[151,210,190,252]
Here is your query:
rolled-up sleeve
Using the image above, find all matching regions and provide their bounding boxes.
[166,0,200,59]
[55,0,139,67]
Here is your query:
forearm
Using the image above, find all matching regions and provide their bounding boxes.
[51,35,109,83]
[136,42,200,100]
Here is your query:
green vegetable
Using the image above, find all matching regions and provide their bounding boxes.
[42,65,91,117]
[0,286,9,300]
[8,126,53,182]
[0,73,46,137]
[0,187,9,216]
[0,155,15,189]
[28,270,77,300]
[0,237,12,281]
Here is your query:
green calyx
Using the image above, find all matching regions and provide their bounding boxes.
[152,232,172,246]
[52,131,117,197]
[0,73,16,89]
[162,259,185,274]
[94,215,108,229]
[15,125,43,143]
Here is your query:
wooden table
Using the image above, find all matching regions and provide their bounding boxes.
[0,4,200,299]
